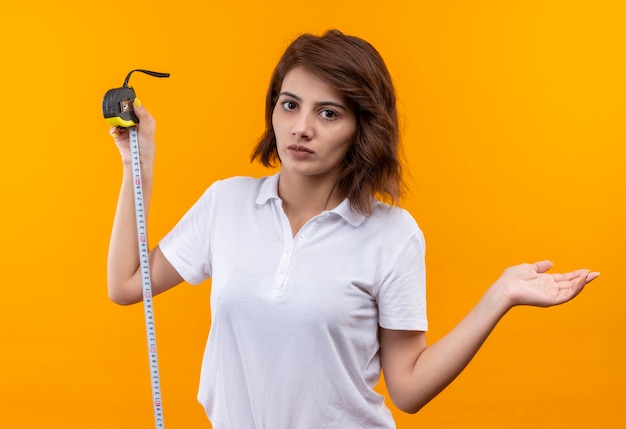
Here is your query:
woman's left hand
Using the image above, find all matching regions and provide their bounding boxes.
[496,261,599,308]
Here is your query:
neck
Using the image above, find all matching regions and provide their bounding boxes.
[278,173,344,235]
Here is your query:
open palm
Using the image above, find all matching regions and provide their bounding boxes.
[499,261,598,308]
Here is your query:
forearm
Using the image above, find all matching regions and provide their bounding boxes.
[394,284,510,413]
[107,164,153,305]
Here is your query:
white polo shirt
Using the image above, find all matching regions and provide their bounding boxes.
[159,173,427,429]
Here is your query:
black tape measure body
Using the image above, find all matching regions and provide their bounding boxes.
[103,86,139,127]
[102,69,170,128]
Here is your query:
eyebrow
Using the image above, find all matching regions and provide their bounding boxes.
[278,91,349,111]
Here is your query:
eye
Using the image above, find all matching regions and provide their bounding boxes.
[320,109,338,121]
[281,100,298,111]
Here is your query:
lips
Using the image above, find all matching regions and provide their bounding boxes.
[287,145,314,154]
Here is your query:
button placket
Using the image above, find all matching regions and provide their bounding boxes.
[273,201,295,292]
[272,209,330,292]
[294,212,326,248]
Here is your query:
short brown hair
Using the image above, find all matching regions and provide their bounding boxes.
[251,30,403,215]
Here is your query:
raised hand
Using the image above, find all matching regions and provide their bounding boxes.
[496,261,599,308]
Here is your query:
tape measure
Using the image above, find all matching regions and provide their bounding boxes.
[103,70,170,428]
[103,69,170,127]
[130,125,165,428]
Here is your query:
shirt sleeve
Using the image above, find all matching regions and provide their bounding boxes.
[158,183,219,285]
[376,229,428,331]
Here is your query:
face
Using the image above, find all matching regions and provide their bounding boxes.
[272,67,357,182]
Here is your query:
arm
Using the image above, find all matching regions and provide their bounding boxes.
[380,261,599,414]
[107,100,183,305]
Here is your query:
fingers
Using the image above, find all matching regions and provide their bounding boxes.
[110,126,124,139]
[515,262,599,287]
[108,98,154,141]
[559,269,599,282]
[553,269,599,291]
[110,126,130,141]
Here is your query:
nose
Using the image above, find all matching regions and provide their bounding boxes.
[291,111,314,140]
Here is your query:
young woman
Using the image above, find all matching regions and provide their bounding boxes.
[107,30,598,428]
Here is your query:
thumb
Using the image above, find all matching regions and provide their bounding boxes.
[531,260,553,274]
[133,97,145,118]
[132,98,155,127]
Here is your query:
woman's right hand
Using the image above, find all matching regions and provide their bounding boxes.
[109,98,157,167]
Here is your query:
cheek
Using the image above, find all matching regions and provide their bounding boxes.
[339,125,357,149]
[329,135,354,162]
[335,128,356,159]
[271,108,285,137]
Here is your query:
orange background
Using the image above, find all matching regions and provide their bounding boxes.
[1,1,624,428]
